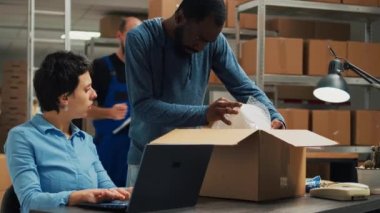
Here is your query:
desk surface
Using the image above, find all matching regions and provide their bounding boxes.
[31,195,380,213]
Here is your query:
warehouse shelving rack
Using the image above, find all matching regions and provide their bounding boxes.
[84,27,262,61]
[231,0,380,156]
[27,0,71,119]
[235,0,380,91]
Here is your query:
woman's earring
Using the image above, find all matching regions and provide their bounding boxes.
[63,105,69,112]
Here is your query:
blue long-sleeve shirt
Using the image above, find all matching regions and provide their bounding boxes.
[4,114,116,213]
[125,18,284,164]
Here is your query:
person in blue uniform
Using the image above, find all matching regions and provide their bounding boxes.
[88,17,141,187]
[124,0,286,187]
[4,51,131,213]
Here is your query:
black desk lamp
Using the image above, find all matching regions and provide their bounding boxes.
[313,47,380,103]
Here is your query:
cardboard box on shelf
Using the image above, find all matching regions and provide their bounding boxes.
[346,41,380,77]
[305,39,347,76]
[342,0,378,6]
[0,112,27,128]
[2,73,27,87]
[152,129,336,201]
[0,124,14,152]
[3,60,27,71]
[266,18,350,41]
[99,15,123,38]
[278,109,309,129]
[312,110,351,145]
[2,60,27,87]
[148,0,181,19]
[0,154,11,191]
[266,18,315,39]
[240,37,303,75]
[352,110,380,146]
[226,0,256,29]
[1,84,27,97]
[239,13,257,29]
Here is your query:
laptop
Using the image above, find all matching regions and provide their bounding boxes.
[77,144,213,212]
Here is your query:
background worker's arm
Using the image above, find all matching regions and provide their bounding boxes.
[87,103,127,120]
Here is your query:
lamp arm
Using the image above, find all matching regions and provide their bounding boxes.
[343,60,380,85]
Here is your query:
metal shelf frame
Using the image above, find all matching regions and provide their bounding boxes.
[235,0,380,89]
[84,37,119,60]
[27,0,71,119]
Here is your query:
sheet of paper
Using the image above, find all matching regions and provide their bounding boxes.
[112,117,131,134]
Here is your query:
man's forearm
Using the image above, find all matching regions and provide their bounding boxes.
[87,105,113,120]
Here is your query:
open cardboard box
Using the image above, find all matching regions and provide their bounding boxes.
[151,129,336,201]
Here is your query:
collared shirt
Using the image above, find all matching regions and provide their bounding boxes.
[125,18,285,164]
[4,114,115,213]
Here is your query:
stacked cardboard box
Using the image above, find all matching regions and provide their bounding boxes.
[99,15,123,38]
[346,41,380,77]
[148,0,258,30]
[240,37,303,75]
[266,18,350,41]
[352,110,380,146]
[148,0,182,19]
[304,39,347,76]
[0,154,11,204]
[225,0,257,29]
[0,61,28,150]
[278,109,309,129]
[312,110,351,145]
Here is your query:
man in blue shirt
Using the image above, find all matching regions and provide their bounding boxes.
[125,0,285,186]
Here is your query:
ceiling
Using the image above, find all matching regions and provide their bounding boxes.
[0,0,148,71]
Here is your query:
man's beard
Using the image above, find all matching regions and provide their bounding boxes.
[174,26,192,57]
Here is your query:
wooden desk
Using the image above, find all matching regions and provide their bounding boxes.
[31,195,380,213]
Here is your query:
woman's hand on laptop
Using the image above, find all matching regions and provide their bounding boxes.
[68,188,129,205]
[113,187,133,200]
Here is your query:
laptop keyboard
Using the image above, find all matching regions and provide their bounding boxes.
[76,200,129,211]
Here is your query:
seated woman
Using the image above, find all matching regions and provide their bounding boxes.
[4,51,131,213]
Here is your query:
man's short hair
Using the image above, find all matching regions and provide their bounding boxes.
[177,0,226,26]
[118,17,128,32]
[34,51,91,112]
[118,17,140,32]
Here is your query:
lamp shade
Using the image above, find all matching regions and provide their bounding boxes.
[313,59,350,103]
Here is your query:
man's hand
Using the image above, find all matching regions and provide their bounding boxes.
[109,103,128,120]
[206,97,242,125]
[271,119,285,129]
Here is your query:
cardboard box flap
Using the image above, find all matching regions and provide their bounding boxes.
[151,129,257,145]
[263,129,337,147]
